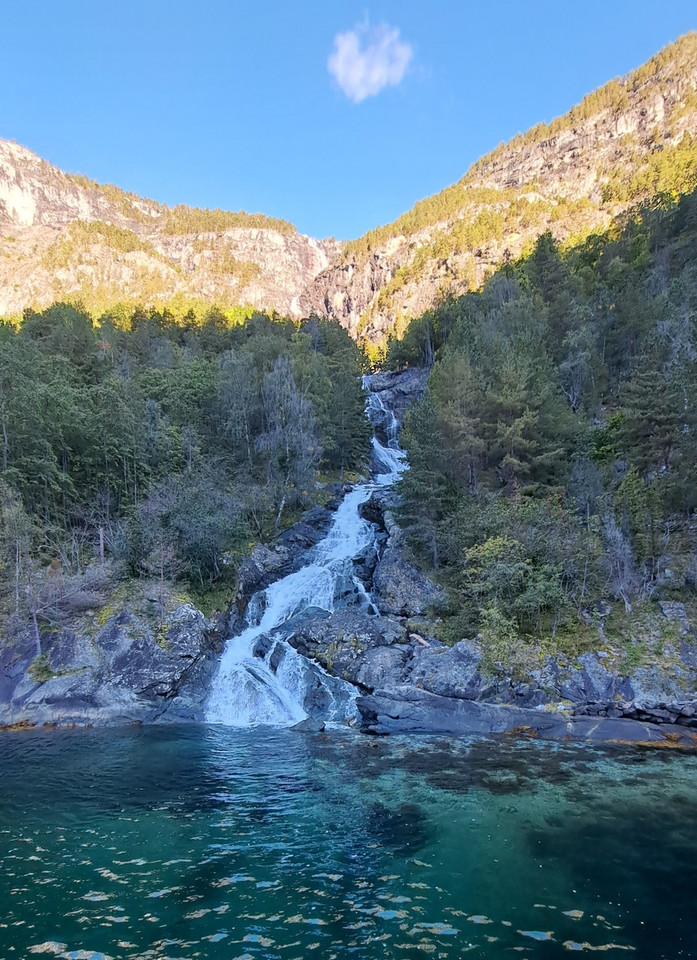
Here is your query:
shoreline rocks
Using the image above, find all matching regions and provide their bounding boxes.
[3,362,697,749]
[0,602,218,728]
[356,685,697,748]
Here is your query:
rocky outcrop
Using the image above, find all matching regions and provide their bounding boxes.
[234,505,335,612]
[373,542,443,618]
[303,37,697,342]
[364,368,429,434]
[353,627,697,742]
[0,603,217,728]
[0,140,157,228]
[284,608,411,692]
[363,493,443,620]
[299,251,396,339]
[357,686,697,746]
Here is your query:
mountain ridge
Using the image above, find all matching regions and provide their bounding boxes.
[0,137,339,320]
[305,32,697,342]
[2,33,697,337]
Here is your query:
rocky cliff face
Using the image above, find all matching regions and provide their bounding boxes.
[303,34,697,342]
[0,139,339,317]
[0,600,218,727]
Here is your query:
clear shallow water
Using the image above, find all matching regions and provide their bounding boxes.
[1,728,696,960]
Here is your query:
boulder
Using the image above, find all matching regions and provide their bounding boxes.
[407,639,487,700]
[236,543,293,605]
[291,717,326,733]
[558,652,628,702]
[373,545,443,617]
[284,608,411,691]
[348,645,413,691]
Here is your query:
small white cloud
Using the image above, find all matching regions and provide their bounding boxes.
[328,22,412,103]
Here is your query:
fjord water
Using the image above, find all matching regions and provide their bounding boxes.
[1,726,697,960]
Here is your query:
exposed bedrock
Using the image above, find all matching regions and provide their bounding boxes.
[356,685,697,747]
[0,603,218,728]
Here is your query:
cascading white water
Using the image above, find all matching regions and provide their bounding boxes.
[205,380,407,727]
[371,437,408,486]
[365,389,400,446]
[365,384,408,487]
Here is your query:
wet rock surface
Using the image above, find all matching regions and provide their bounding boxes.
[3,364,697,746]
[234,505,335,611]
[363,369,429,440]
[283,608,412,692]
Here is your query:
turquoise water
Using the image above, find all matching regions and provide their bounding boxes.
[0,727,695,960]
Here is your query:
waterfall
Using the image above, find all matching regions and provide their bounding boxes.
[365,386,400,447]
[205,378,407,727]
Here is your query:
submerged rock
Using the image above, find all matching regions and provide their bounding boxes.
[290,717,326,733]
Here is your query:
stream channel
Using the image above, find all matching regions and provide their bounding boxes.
[205,378,407,727]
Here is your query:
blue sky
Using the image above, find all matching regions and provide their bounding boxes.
[2,1,696,240]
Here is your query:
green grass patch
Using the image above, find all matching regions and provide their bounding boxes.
[28,654,55,684]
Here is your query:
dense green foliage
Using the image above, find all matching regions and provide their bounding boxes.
[0,306,369,639]
[389,188,697,658]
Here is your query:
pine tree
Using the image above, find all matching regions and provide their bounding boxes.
[621,368,683,473]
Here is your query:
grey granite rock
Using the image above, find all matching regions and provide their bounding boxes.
[0,603,216,727]
[357,686,696,745]
[408,640,486,700]
[373,545,443,618]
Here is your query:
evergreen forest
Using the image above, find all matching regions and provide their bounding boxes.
[0,307,370,649]
[3,181,697,675]
[386,186,697,668]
